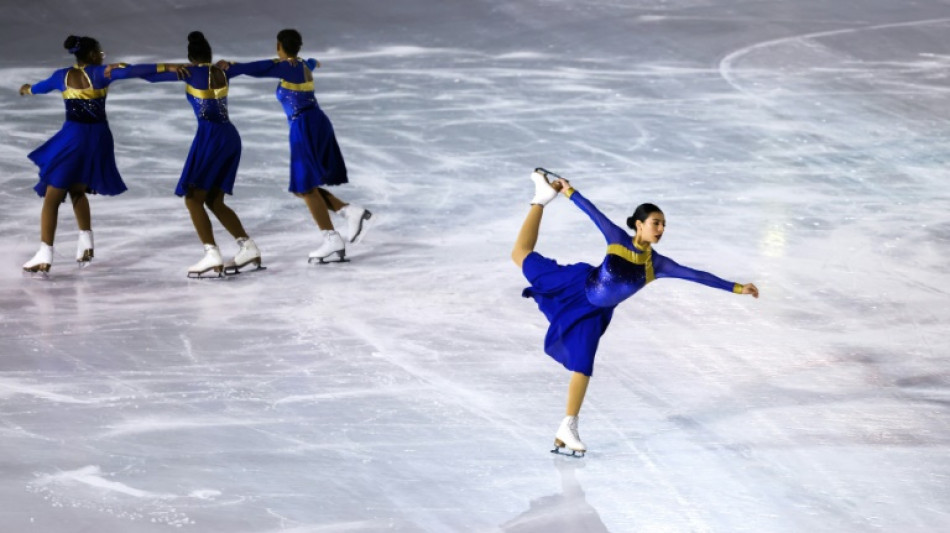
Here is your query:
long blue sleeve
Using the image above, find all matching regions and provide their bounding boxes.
[568,190,630,245]
[29,70,63,94]
[140,71,183,83]
[652,252,738,293]
[225,59,286,79]
[109,63,161,81]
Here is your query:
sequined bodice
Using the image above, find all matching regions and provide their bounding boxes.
[276,84,318,120]
[585,254,649,307]
[184,66,230,123]
[65,96,108,123]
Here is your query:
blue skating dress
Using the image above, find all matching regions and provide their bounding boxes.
[26,64,152,197]
[226,58,348,193]
[132,64,242,196]
[522,189,743,376]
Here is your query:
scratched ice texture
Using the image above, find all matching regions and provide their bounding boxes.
[1,1,948,531]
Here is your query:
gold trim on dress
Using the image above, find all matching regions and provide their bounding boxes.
[606,244,655,282]
[280,79,314,92]
[62,87,108,100]
[186,84,228,100]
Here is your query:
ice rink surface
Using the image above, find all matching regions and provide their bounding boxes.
[1,0,948,531]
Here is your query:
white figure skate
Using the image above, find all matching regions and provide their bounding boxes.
[23,243,54,274]
[338,204,373,243]
[551,415,586,457]
[308,230,346,264]
[76,230,94,265]
[531,168,560,206]
[223,237,263,275]
[187,244,224,278]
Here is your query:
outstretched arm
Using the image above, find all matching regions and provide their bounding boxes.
[20,70,62,96]
[217,58,287,79]
[108,63,188,83]
[653,252,759,297]
[553,178,631,245]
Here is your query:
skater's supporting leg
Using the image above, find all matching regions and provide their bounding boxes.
[566,372,590,417]
[317,187,347,212]
[40,185,69,245]
[205,189,248,240]
[299,189,334,231]
[184,188,216,245]
[511,204,543,268]
[68,185,91,232]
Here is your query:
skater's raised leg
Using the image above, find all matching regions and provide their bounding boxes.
[511,205,544,269]
[512,170,563,268]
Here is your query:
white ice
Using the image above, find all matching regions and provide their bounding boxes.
[1,1,948,531]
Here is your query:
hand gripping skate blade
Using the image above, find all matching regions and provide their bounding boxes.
[534,167,563,181]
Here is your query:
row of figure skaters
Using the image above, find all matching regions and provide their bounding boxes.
[19,30,372,278]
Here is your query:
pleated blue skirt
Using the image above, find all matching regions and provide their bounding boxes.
[287,107,348,193]
[176,120,241,197]
[28,120,127,197]
[521,252,614,377]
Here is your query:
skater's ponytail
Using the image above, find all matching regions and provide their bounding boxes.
[187,31,212,63]
[277,28,302,57]
[63,35,100,63]
[627,203,662,231]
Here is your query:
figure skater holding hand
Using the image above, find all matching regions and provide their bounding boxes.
[19,35,156,274]
[512,169,759,456]
[218,29,371,264]
[114,31,261,277]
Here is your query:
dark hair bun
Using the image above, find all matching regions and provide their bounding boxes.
[626,216,636,229]
[188,31,207,44]
[63,35,81,51]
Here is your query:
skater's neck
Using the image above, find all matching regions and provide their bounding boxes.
[632,235,652,251]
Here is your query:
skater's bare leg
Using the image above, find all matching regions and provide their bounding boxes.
[68,185,91,231]
[298,189,334,231]
[185,188,216,245]
[40,185,69,245]
[206,189,248,240]
[566,372,590,417]
[511,204,543,268]
[317,187,347,212]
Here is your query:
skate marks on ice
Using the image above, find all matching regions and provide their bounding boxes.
[26,466,203,528]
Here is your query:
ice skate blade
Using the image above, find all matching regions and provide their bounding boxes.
[550,446,585,458]
[308,253,348,264]
[349,210,374,244]
[77,249,94,263]
[23,264,51,274]
[534,167,563,180]
[187,266,224,279]
[22,268,51,279]
[224,261,265,276]
[551,439,585,458]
